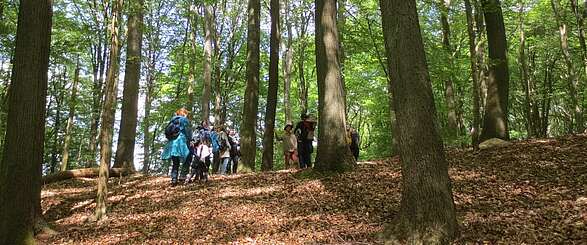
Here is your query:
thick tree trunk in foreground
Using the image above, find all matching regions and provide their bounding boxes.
[262,0,280,171]
[479,0,510,141]
[380,0,457,243]
[314,0,355,171]
[61,58,80,171]
[96,0,123,221]
[241,0,261,172]
[42,168,131,185]
[114,0,144,172]
[0,1,52,243]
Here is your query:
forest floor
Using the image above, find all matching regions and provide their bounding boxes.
[40,135,587,244]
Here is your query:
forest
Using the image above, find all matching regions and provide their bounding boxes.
[0,0,586,244]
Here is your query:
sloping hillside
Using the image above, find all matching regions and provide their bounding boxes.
[40,136,587,244]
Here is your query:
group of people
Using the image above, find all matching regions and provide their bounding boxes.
[161,108,360,186]
[161,108,241,186]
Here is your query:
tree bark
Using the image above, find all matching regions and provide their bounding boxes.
[380,0,457,242]
[283,0,293,124]
[551,0,584,133]
[241,0,261,172]
[314,0,355,171]
[0,0,52,243]
[114,0,143,172]
[202,4,213,124]
[96,0,123,221]
[187,5,198,116]
[261,0,280,171]
[61,57,80,171]
[464,0,481,148]
[479,0,510,141]
[570,0,587,132]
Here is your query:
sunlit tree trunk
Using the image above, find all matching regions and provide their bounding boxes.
[114,0,143,172]
[551,0,583,133]
[296,10,311,115]
[88,19,108,168]
[380,0,457,242]
[262,0,280,171]
[187,5,197,115]
[464,0,481,148]
[202,4,213,123]
[96,0,123,221]
[50,69,66,173]
[479,0,510,141]
[518,3,534,138]
[314,0,355,171]
[241,0,261,172]
[0,1,52,243]
[61,57,80,171]
[283,0,293,124]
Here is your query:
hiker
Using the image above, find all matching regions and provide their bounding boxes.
[209,125,221,173]
[283,123,298,169]
[347,126,360,160]
[161,108,193,186]
[294,114,316,169]
[216,126,231,175]
[186,136,212,183]
[228,129,240,174]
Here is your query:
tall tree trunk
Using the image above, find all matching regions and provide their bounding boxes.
[283,0,293,124]
[296,11,311,115]
[114,0,143,172]
[338,0,347,117]
[314,0,355,171]
[262,0,280,171]
[187,6,197,116]
[61,57,80,171]
[88,36,108,168]
[96,0,123,221]
[241,0,261,172]
[439,0,459,138]
[479,0,510,141]
[379,0,457,242]
[551,0,583,133]
[464,0,481,148]
[0,0,52,243]
[571,0,587,132]
[202,4,213,124]
[518,3,534,138]
[51,70,66,173]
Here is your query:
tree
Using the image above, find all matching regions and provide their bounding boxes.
[551,0,584,133]
[0,0,52,243]
[479,0,510,141]
[241,0,261,172]
[464,0,481,147]
[114,0,144,172]
[96,0,123,221]
[283,0,293,124]
[438,0,460,138]
[261,0,280,171]
[61,57,80,171]
[202,4,213,123]
[314,0,355,171]
[380,0,457,243]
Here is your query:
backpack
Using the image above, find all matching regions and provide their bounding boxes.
[210,131,220,153]
[219,136,229,152]
[164,116,182,140]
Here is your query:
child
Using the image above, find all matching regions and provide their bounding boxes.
[186,137,212,183]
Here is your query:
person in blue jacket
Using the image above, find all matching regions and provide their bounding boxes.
[161,108,193,186]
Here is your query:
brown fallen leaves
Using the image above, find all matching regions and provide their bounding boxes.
[40,135,587,244]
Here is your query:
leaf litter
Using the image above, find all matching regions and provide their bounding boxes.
[40,135,587,244]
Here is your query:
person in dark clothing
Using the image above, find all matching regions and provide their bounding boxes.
[347,126,360,160]
[294,114,316,169]
[228,129,240,174]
